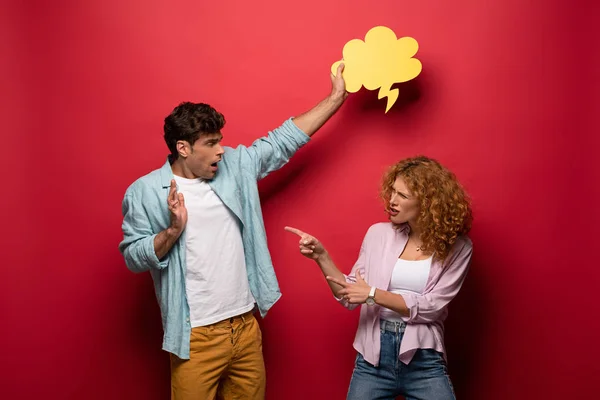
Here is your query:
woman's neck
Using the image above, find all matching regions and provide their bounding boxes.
[408,222,421,239]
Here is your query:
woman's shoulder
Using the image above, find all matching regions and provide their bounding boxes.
[453,234,473,251]
[365,221,396,236]
[444,235,473,266]
[362,222,407,244]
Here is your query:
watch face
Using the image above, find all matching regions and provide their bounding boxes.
[366,298,375,306]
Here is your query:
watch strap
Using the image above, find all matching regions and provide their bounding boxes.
[368,286,376,298]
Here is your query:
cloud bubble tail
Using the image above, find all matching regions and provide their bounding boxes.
[378,86,399,113]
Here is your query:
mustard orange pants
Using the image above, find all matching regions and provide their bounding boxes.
[170,311,265,400]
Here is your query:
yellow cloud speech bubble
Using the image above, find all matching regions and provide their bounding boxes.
[332,26,422,113]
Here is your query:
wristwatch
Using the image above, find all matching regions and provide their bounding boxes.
[366,286,377,306]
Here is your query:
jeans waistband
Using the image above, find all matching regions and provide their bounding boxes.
[380,319,406,334]
[205,310,254,328]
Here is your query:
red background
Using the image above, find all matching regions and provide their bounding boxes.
[2,0,599,399]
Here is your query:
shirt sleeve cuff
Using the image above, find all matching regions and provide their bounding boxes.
[283,117,311,145]
[145,234,169,270]
[402,293,418,322]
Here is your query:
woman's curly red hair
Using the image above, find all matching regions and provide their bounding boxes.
[381,156,473,262]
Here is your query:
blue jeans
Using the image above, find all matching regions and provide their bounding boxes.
[347,320,456,400]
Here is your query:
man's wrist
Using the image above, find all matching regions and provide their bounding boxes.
[166,225,183,240]
[328,91,347,106]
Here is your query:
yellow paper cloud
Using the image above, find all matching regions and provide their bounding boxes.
[332,26,422,113]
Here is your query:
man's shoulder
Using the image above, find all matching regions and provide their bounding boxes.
[217,145,254,173]
[124,164,167,197]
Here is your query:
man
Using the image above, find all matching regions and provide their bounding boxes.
[119,65,347,399]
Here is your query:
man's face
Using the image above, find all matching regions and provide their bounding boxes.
[179,133,224,180]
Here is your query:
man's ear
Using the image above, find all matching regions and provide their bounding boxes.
[176,141,190,158]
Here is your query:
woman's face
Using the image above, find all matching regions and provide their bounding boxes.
[387,176,420,226]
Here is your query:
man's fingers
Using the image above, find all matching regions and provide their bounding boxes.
[168,180,178,210]
[169,179,177,200]
[178,193,185,208]
[331,60,345,78]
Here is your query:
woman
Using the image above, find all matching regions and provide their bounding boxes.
[285,156,473,400]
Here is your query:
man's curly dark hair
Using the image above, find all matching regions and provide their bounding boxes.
[163,102,225,159]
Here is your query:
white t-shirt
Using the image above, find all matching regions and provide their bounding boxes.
[379,256,433,322]
[173,175,256,327]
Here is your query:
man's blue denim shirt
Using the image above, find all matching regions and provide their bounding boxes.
[119,119,309,359]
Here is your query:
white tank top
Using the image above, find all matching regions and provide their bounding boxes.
[379,256,432,322]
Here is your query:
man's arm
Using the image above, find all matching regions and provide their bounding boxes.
[292,63,348,137]
[154,180,187,259]
[236,63,349,180]
[119,180,187,273]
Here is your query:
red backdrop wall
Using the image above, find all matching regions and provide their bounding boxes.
[2,0,599,399]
